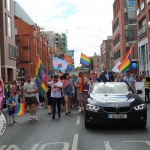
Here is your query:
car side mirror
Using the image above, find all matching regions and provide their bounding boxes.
[137,90,142,95]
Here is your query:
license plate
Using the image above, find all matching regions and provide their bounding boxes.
[108,114,127,119]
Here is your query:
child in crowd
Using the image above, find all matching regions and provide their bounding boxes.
[7,91,18,124]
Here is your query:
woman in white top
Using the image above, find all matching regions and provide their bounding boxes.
[47,74,63,119]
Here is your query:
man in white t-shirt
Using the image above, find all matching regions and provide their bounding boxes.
[23,75,38,121]
[47,74,63,119]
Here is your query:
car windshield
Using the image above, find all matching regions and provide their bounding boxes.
[92,82,132,95]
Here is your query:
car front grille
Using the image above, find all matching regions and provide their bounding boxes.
[103,107,116,113]
[119,107,131,112]
[103,107,131,113]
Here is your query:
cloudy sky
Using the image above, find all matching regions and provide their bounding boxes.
[15,0,114,67]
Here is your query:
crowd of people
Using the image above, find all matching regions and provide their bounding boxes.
[0,65,150,124]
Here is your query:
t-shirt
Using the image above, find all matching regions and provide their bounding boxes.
[124,76,135,86]
[24,81,37,97]
[7,97,15,111]
[48,81,63,98]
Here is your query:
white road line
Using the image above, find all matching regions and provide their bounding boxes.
[39,142,69,150]
[147,107,150,110]
[0,145,7,150]
[6,145,20,150]
[71,134,79,150]
[30,144,39,150]
[104,141,113,150]
[122,141,150,147]
[76,116,81,124]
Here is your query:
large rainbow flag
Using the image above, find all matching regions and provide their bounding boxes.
[36,56,48,95]
[80,53,90,67]
[118,45,134,72]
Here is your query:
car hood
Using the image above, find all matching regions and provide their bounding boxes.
[88,94,143,107]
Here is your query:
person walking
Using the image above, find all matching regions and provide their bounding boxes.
[62,73,74,115]
[23,75,38,121]
[143,77,150,103]
[47,75,53,114]
[47,74,63,119]
[75,72,86,112]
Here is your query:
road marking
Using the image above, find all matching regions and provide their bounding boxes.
[38,142,69,150]
[71,134,79,150]
[0,145,7,150]
[76,116,81,124]
[30,144,39,150]
[147,107,150,110]
[104,141,113,150]
[6,145,19,150]
[123,141,150,147]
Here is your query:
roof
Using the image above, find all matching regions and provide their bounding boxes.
[14,1,35,25]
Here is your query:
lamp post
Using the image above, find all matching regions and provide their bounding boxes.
[28,36,35,76]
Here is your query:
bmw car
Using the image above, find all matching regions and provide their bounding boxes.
[84,82,147,128]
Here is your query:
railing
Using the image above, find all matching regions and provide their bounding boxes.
[138,25,146,38]
[141,2,145,11]
[137,8,140,16]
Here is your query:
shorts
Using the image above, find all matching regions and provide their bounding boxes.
[8,110,14,116]
[64,91,72,97]
[25,97,35,106]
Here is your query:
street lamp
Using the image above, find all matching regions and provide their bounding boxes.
[28,36,35,75]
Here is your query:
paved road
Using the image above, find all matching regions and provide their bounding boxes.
[1,104,150,150]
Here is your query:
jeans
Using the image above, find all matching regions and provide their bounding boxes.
[52,97,61,117]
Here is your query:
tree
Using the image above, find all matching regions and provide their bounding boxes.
[89,56,93,69]
[75,66,81,71]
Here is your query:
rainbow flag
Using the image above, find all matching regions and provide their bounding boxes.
[80,53,90,67]
[80,74,86,93]
[14,103,26,116]
[36,56,48,95]
[118,45,134,72]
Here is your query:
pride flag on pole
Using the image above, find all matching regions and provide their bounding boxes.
[80,53,90,67]
[118,44,134,73]
[36,56,48,95]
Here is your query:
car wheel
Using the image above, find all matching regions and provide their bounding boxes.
[85,119,90,129]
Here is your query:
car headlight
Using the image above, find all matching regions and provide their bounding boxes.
[134,104,146,110]
[86,104,100,111]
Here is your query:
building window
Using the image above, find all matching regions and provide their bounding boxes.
[5,13,7,36]
[14,26,18,35]
[7,0,10,12]
[8,16,11,38]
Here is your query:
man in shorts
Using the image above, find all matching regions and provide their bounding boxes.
[23,75,38,121]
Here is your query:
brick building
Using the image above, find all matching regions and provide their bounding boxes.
[112,0,138,73]
[93,52,101,72]
[14,11,49,78]
[0,0,17,82]
[136,0,150,76]
[100,36,113,71]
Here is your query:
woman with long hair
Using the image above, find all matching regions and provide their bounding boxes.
[62,73,74,115]
[0,78,4,109]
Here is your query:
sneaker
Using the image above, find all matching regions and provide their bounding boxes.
[52,116,55,119]
[8,121,12,125]
[38,106,41,109]
[34,117,38,121]
[13,120,18,123]
[29,117,33,121]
